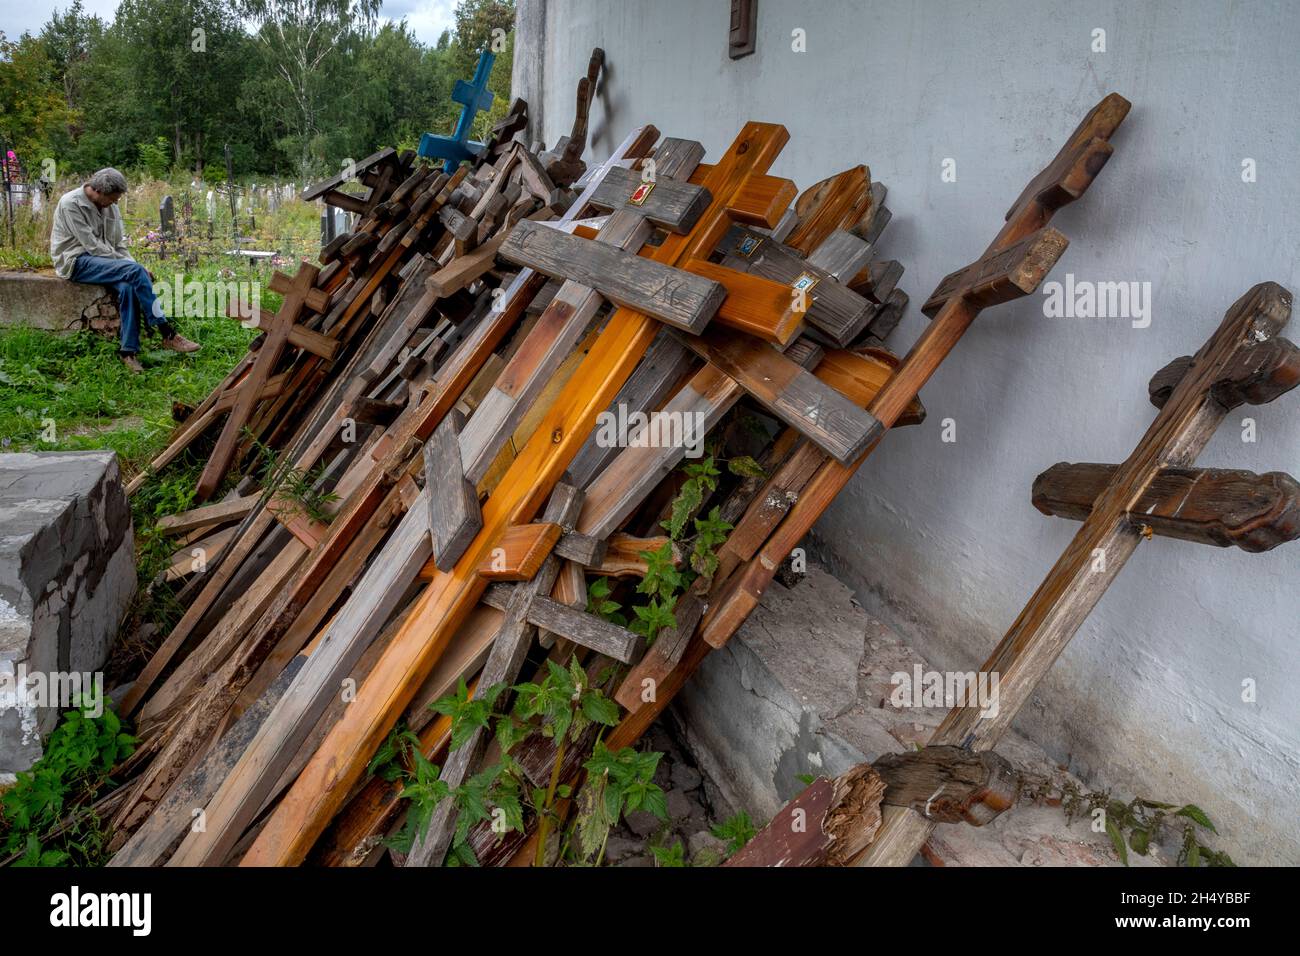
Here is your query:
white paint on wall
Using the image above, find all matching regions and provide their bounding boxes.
[526,0,1300,863]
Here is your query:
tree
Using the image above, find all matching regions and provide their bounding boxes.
[234,0,381,176]
[39,1,104,115]
[112,0,254,174]
[0,33,74,162]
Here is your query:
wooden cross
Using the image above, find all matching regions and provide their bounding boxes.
[498,172,890,465]
[859,281,1300,866]
[301,147,406,214]
[195,261,321,501]
[591,93,1132,791]
[538,48,604,187]
[418,49,496,170]
[165,123,798,867]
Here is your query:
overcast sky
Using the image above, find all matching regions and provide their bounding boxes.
[0,0,458,45]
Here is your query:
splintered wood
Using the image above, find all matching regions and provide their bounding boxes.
[104,92,1178,870]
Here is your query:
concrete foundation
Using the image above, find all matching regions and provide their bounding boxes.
[671,565,1216,866]
[0,451,135,774]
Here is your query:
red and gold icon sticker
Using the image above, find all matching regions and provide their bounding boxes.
[629,181,655,205]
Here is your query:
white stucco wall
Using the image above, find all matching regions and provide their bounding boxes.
[515,0,1300,863]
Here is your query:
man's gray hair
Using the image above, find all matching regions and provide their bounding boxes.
[87,168,128,195]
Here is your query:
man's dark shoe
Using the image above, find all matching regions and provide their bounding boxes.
[162,333,201,354]
[121,353,144,374]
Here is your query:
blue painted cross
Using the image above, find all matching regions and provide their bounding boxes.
[419,49,496,170]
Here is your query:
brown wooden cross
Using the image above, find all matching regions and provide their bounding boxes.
[859,280,1300,866]
[196,261,322,501]
[300,146,407,214]
[168,122,807,867]
[692,93,1132,655]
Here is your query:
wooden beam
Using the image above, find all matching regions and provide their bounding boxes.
[155,494,261,536]
[1033,462,1300,553]
[499,220,726,333]
[475,521,562,581]
[425,410,483,571]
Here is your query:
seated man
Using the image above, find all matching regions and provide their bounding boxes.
[50,167,199,373]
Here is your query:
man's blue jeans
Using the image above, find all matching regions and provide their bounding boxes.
[70,255,167,354]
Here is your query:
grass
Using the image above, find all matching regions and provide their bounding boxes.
[1,173,323,662]
[0,297,255,469]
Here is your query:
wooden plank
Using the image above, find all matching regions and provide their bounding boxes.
[806,228,875,281]
[726,174,797,227]
[425,410,483,571]
[552,531,607,567]
[499,220,726,333]
[109,656,306,867]
[1148,335,1300,410]
[155,494,261,536]
[614,591,702,710]
[425,231,508,298]
[729,747,1017,867]
[524,596,639,663]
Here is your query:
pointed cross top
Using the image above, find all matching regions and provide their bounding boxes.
[1001,92,1131,238]
[419,49,497,169]
[923,93,1131,319]
[452,49,497,119]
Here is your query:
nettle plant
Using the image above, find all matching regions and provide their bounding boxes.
[587,452,764,645]
[1020,775,1235,867]
[245,428,340,524]
[376,659,663,867]
[375,452,760,866]
[0,698,137,867]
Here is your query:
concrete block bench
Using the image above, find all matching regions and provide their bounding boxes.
[0,270,120,335]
